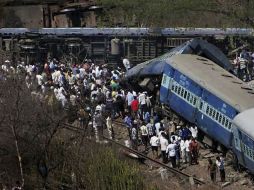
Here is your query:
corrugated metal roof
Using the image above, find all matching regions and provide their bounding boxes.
[168,54,254,112]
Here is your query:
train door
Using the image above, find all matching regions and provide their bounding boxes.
[160,65,175,104]
[232,125,245,165]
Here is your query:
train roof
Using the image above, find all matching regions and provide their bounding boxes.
[233,108,254,137]
[168,54,254,112]
[1,27,254,37]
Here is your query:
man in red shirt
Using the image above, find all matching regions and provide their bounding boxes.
[131,97,139,117]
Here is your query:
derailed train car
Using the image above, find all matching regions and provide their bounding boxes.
[126,53,254,173]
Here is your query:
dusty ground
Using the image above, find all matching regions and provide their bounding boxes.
[109,118,254,190]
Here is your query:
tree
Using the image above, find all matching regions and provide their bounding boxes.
[0,69,156,189]
[97,0,254,27]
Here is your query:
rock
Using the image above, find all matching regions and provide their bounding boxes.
[189,177,195,186]
[240,180,248,185]
[221,182,231,188]
[233,176,240,182]
[199,178,205,182]
[159,168,168,180]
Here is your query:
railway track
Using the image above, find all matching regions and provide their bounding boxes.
[62,122,206,186]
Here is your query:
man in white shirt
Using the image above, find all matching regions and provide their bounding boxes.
[166,141,176,168]
[138,92,146,119]
[150,134,159,158]
[160,133,169,163]
[184,138,191,165]
[123,58,131,71]
[190,126,198,139]
[140,123,149,148]
[155,122,162,136]
[126,91,134,112]
[180,138,187,163]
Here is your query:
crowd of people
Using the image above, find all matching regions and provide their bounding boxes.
[1,57,226,184]
[232,49,254,82]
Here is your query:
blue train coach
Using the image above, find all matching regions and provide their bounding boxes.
[159,54,254,172]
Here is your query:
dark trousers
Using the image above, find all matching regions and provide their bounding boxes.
[141,135,149,148]
[161,151,167,163]
[210,172,216,182]
[220,169,225,182]
[170,156,176,168]
[191,150,198,164]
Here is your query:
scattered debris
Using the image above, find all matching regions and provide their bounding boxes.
[221,181,231,188]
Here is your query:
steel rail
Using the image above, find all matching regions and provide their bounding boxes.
[62,123,206,185]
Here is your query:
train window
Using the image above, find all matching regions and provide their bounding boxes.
[212,109,216,118]
[172,84,175,91]
[190,96,193,104]
[225,119,229,127]
[222,117,225,126]
[215,112,219,121]
[181,88,184,97]
[187,93,190,101]
[184,90,187,99]
[209,108,213,117]
[219,114,222,123]
[206,106,210,114]
[162,76,166,85]
[249,149,253,159]
[175,85,178,93]
[228,122,232,129]
[178,86,181,94]
[248,148,251,157]
[199,101,203,110]
[193,97,197,105]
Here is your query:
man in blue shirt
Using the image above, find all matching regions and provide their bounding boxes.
[124,114,133,139]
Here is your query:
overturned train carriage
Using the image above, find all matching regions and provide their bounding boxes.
[1,27,254,66]
[126,53,254,173]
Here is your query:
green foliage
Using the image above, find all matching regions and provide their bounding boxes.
[97,0,254,27]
